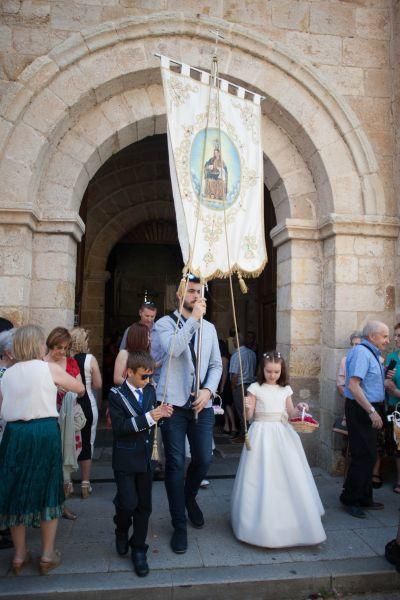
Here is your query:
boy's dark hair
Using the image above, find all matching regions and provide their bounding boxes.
[127,351,155,373]
[257,351,288,387]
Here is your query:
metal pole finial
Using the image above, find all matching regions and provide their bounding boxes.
[209,29,224,58]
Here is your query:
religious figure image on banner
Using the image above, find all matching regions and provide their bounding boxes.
[191,128,241,212]
[204,142,227,200]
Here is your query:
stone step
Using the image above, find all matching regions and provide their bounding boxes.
[1,557,399,600]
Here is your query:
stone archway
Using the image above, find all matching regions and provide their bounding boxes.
[0,13,397,468]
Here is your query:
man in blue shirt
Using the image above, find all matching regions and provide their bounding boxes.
[153,276,222,554]
[340,321,388,518]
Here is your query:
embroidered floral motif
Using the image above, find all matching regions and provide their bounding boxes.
[167,74,199,108]
[233,102,259,143]
[242,235,258,259]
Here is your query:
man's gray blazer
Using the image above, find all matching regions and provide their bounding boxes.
[154,312,222,408]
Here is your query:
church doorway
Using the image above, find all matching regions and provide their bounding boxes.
[75,134,277,369]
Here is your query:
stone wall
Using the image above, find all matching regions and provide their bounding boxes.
[0,1,395,214]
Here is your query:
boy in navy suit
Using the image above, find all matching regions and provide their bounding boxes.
[108,351,173,576]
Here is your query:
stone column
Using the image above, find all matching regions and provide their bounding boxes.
[271,220,322,466]
[80,270,110,365]
[30,231,79,333]
[0,219,33,325]
[319,218,400,471]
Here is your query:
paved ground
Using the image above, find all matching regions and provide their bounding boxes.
[1,434,399,599]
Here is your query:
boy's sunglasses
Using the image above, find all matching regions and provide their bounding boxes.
[141,373,153,380]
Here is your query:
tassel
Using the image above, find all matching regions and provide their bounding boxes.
[151,428,159,462]
[177,275,187,300]
[244,431,251,451]
[238,272,248,294]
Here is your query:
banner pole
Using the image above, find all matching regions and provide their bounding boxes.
[194,283,205,423]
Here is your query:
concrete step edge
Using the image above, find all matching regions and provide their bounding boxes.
[1,557,399,600]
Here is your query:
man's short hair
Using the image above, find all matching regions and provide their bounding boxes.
[140,300,157,311]
[362,321,386,338]
[187,273,201,284]
[127,351,155,372]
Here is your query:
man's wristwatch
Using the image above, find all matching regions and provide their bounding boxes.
[368,406,376,415]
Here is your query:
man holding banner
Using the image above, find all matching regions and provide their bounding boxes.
[157,52,267,552]
[154,277,222,554]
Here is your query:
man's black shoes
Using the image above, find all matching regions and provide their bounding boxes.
[131,549,149,577]
[360,501,384,510]
[186,497,204,528]
[115,529,129,556]
[343,505,366,519]
[170,528,187,554]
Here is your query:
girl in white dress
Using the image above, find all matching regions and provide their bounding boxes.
[231,351,326,548]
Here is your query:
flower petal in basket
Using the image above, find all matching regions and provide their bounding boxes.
[289,409,319,434]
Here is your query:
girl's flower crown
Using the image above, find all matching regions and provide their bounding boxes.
[263,351,281,359]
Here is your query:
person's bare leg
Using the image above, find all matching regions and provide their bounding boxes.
[10,525,26,562]
[372,457,382,486]
[40,519,58,559]
[80,459,91,482]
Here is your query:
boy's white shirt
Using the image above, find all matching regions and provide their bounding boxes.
[126,380,156,427]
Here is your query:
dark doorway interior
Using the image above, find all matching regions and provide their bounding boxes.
[102,185,276,355]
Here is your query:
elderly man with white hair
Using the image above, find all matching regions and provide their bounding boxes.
[340,320,388,518]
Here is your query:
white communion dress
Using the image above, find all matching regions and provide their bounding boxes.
[231,382,326,548]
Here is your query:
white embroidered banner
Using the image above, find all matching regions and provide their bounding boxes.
[161,56,267,281]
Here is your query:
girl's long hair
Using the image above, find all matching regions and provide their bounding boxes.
[257,351,288,387]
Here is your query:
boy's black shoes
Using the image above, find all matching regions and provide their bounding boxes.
[385,539,400,572]
[131,549,149,577]
[170,528,187,554]
[115,529,129,556]
[186,497,204,528]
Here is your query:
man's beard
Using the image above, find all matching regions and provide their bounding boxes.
[183,300,194,313]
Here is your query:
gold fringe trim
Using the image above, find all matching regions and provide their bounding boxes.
[184,257,268,284]
[244,431,251,451]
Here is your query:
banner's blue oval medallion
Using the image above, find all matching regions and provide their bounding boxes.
[190,128,241,210]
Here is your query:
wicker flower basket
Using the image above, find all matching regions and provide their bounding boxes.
[212,393,224,416]
[391,405,400,451]
[289,407,319,434]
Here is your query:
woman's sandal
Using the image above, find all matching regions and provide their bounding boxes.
[372,475,383,489]
[81,481,93,499]
[393,483,400,495]
[62,506,77,520]
[39,550,61,576]
[11,551,31,576]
